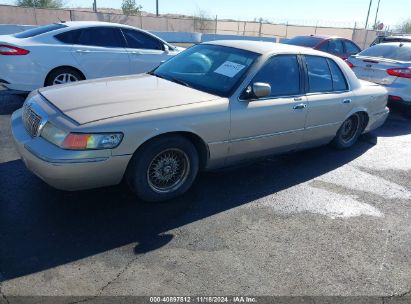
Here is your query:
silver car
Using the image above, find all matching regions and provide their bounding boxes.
[11,41,389,202]
[348,42,411,108]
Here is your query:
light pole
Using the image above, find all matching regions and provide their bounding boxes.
[156,0,159,16]
[364,0,373,29]
[93,0,97,12]
[363,0,373,49]
[373,0,381,30]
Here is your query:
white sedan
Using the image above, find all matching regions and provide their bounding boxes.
[0,21,183,92]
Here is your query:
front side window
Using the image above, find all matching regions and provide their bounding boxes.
[305,56,333,93]
[344,40,361,55]
[76,27,125,48]
[250,55,300,98]
[153,44,259,97]
[122,29,163,50]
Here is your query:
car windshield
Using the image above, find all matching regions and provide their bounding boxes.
[358,43,411,62]
[152,44,259,97]
[14,23,67,38]
[284,36,323,47]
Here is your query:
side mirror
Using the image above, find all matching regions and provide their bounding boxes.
[252,82,271,98]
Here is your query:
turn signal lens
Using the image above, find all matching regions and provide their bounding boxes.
[62,133,123,150]
[41,122,123,150]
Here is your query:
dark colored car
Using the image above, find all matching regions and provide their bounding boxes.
[370,35,411,47]
[284,35,362,60]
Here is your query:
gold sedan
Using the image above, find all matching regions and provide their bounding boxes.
[11,41,389,202]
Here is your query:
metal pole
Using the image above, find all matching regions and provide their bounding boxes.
[156,0,159,16]
[93,0,97,12]
[363,0,373,49]
[364,0,373,29]
[373,0,381,29]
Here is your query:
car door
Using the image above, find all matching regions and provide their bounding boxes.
[228,54,308,163]
[71,27,131,79]
[302,55,354,144]
[121,28,171,74]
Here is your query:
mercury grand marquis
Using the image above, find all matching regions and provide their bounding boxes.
[11,41,389,202]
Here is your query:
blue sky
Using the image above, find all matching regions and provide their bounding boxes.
[1,0,409,28]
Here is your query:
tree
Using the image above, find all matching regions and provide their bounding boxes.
[400,19,411,34]
[121,0,142,16]
[15,0,63,8]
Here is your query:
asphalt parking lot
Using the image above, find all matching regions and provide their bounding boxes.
[0,92,410,300]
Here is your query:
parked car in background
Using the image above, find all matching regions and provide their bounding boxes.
[347,42,411,108]
[0,21,183,92]
[370,34,411,46]
[284,35,361,60]
[11,41,389,202]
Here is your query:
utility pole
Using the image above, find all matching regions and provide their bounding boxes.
[93,0,97,12]
[373,0,381,30]
[156,0,159,16]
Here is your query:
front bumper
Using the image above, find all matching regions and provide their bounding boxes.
[11,109,132,191]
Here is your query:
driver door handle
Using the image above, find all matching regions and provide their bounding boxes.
[293,103,307,110]
[343,99,352,104]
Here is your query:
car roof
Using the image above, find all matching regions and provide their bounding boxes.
[374,41,411,47]
[61,21,137,30]
[204,40,336,56]
[294,34,342,40]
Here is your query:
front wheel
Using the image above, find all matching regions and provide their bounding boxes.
[126,136,199,202]
[332,113,363,149]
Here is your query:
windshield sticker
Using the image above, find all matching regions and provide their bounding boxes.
[214,61,246,77]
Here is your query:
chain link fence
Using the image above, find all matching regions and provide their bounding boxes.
[0,4,380,48]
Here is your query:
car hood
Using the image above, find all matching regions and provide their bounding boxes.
[39,74,220,125]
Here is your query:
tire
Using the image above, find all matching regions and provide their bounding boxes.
[45,67,84,87]
[126,135,199,202]
[332,113,363,149]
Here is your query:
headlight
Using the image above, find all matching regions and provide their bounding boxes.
[41,122,123,150]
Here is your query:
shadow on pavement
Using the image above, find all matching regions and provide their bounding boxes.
[375,107,411,137]
[0,138,375,281]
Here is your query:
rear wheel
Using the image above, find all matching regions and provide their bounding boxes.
[332,113,363,149]
[45,67,84,87]
[126,136,199,202]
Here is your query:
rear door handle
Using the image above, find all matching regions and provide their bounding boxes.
[293,103,307,110]
[343,99,352,104]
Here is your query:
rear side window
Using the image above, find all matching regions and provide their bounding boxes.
[327,59,348,91]
[55,30,80,44]
[76,27,125,48]
[305,56,333,93]
[121,29,163,50]
[359,44,411,61]
[328,39,344,54]
[318,41,329,52]
[14,23,67,38]
[251,55,300,97]
[344,40,361,55]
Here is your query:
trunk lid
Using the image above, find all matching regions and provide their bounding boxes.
[350,55,407,85]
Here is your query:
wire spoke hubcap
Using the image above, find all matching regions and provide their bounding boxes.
[147,148,190,193]
[341,115,360,143]
[53,73,79,85]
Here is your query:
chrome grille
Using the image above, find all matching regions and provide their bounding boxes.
[22,102,42,137]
